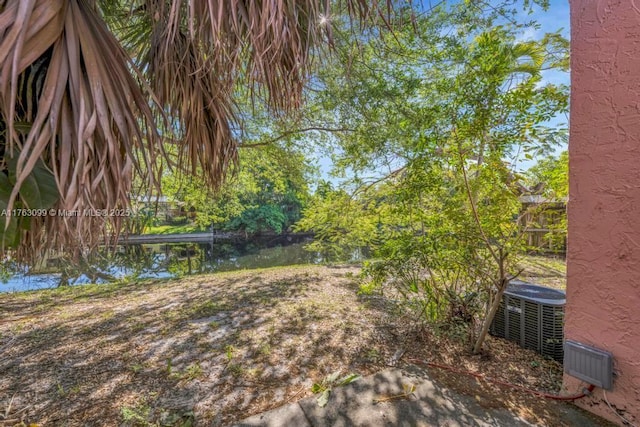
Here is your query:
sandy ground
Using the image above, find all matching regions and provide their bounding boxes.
[0,258,609,427]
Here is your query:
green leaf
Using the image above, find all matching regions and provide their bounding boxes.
[0,179,19,248]
[337,373,361,386]
[19,217,32,231]
[20,163,59,209]
[317,389,331,407]
[311,383,325,394]
[6,152,59,209]
[325,371,341,384]
[0,217,18,248]
[0,173,18,247]
[0,173,12,210]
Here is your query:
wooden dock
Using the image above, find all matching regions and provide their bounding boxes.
[115,232,313,245]
[118,232,240,245]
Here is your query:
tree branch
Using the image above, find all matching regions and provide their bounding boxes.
[352,166,407,197]
[239,127,355,148]
[453,130,501,266]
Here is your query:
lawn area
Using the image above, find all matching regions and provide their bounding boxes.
[142,224,203,235]
[0,258,604,427]
[518,254,566,289]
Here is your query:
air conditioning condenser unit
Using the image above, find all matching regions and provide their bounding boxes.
[490,280,565,362]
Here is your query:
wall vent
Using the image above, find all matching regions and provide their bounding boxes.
[490,280,565,362]
[564,340,613,389]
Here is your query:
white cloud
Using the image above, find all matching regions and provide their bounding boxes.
[516,26,539,42]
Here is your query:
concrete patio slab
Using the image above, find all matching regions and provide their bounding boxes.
[234,365,613,427]
[235,400,311,427]
[297,367,533,427]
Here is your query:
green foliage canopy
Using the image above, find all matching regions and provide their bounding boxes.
[526,151,568,199]
[161,144,311,235]
[295,2,569,351]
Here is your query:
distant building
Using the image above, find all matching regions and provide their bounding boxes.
[131,195,185,223]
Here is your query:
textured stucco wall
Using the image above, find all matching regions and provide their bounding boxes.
[565,0,640,424]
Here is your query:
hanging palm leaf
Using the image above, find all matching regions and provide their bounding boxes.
[0,0,160,259]
[0,0,408,262]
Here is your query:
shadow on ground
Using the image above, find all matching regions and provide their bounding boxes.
[0,266,393,426]
[237,366,611,427]
[0,264,613,426]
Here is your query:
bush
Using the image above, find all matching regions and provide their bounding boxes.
[168,215,188,225]
[227,205,287,235]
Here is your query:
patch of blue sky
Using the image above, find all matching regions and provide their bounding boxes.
[513,0,570,169]
[312,1,570,188]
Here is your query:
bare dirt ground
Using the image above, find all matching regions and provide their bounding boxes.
[0,259,611,426]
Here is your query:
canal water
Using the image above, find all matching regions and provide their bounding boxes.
[0,235,330,293]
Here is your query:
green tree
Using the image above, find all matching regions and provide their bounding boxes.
[295,185,387,260]
[161,144,311,235]
[296,2,568,352]
[526,151,568,199]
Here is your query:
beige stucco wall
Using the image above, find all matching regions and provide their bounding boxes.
[565,0,640,424]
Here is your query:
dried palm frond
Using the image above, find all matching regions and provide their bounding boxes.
[0,0,160,259]
[112,0,407,188]
[0,0,410,262]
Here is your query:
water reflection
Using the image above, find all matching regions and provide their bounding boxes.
[0,235,331,293]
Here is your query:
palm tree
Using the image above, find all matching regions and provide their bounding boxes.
[0,0,400,260]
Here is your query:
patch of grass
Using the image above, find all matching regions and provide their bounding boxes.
[182,363,203,381]
[98,309,116,321]
[519,255,566,276]
[26,328,50,344]
[222,344,245,376]
[55,307,77,320]
[243,367,262,379]
[267,323,277,340]
[120,392,159,426]
[162,309,180,322]
[129,320,147,332]
[56,382,81,398]
[225,345,235,363]
[10,323,26,334]
[167,361,204,382]
[130,363,146,374]
[121,404,152,426]
[517,255,566,289]
[182,300,226,319]
[258,342,271,356]
[364,348,382,363]
[228,363,244,377]
[208,320,220,329]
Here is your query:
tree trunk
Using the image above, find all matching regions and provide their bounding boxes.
[473,276,508,354]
